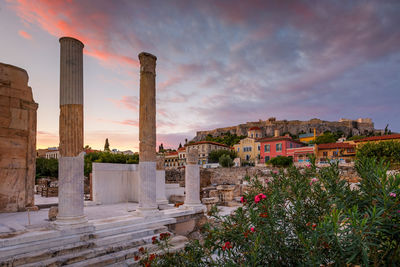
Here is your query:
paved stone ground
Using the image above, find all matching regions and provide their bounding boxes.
[0,194,240,235]
[0,201,139,234]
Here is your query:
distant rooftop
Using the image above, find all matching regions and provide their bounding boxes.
[354,134,400,143]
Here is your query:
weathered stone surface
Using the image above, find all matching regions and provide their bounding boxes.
[59,104,83,157]
[49,206,58,221]
[184,149,201,206]
[138,52,157,162]
[137,52,158,215]
[0,62,38,212]
[57,37,86,225]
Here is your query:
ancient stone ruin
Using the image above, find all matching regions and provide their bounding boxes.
[0,62,38,212]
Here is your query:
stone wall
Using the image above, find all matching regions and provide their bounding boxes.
[166,165,363,191]
[0,63,38,212]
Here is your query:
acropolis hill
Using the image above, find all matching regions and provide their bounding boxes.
[193,117,376,141]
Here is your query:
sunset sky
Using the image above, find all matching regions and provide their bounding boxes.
[1,0,399,151]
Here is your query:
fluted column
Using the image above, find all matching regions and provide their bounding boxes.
[136,52,159,215]
[184,148,202,207]
[56,37,86,226]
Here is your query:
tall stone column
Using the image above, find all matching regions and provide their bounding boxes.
[56,37,86,226]
[136,52,159,216]
[183,148,202,207]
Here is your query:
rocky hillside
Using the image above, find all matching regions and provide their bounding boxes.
[193,117,376,142]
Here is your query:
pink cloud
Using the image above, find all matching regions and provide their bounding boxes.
[18,29,32,39]
[9,0,139,68]
[109,96,139,111]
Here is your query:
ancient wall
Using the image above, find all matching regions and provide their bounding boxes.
[0,63,38,212]
[193,118,375,142]
[166,166,363,191]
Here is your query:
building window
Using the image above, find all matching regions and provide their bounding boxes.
[323,151,328,157]
[256,133,258,138]
[333,150,338,157]
[258,145,260,151]
[347,148,355,153]
[265,156,270,161]
[276,143,282,152]
[246,155,250,161]
[264,144,270,152]
[290,143,293,148]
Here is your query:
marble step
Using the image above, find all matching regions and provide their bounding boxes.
[2,227,169,267]
[0,224,94,248]
[18,235,156,267]
[92,216,175,232]
[0,232,93,260]
[93,218,173,238]
[68,235,188,267]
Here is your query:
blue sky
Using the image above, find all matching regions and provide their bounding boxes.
[1,0,399,151]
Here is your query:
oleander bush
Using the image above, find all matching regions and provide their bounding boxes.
[267,155,293,167]
[140,157,400,266]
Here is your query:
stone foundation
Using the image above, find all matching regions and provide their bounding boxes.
[0,63,38,212]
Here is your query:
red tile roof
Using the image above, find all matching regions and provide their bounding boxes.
[165,151,178,156]
[354,134,400,143]
[317,143,355,149]
[185,140,230,148]
[249,127,261,130]
[178,147,186,151]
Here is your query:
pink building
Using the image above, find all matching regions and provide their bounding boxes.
[259,135,305,163]
[287,145,315,163]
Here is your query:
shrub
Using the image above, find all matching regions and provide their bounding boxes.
[267,155,293,167]
[140,157,400,266]
[219,154,234,168]
[84,152,139,176]
[208,150,236,163]
[36,158,58,178]
[356,141,400,164]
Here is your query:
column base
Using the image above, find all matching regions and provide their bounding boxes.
[179,204,206,213]
[133,207,162,218]
[53,215,89,229]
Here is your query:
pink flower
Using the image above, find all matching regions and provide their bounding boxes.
[254,193,267,203]
[250,227,255,232]
[389,192,397,198]
[273,171,278,174]
[240,196,245,203]
[222,241,232,251]
[306,164,311,168]
[309,178,318,185]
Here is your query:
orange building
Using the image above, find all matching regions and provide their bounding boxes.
[316,143,356,163]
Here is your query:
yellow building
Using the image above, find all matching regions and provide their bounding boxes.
[233,127,264,164]
[234,137,261,163]
[316,143,356,163]
[299,128,317,143]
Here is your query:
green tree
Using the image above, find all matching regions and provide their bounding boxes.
[36,158,58,178]
[314,132,337,144]
[356,140,400,164]
[84,151,139,177]
[348,135,367,141]
[104,138,110,151]
[267,155,293,167]
[219,154,233,167]
[204,133,246,147]
[208,149,237,163]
